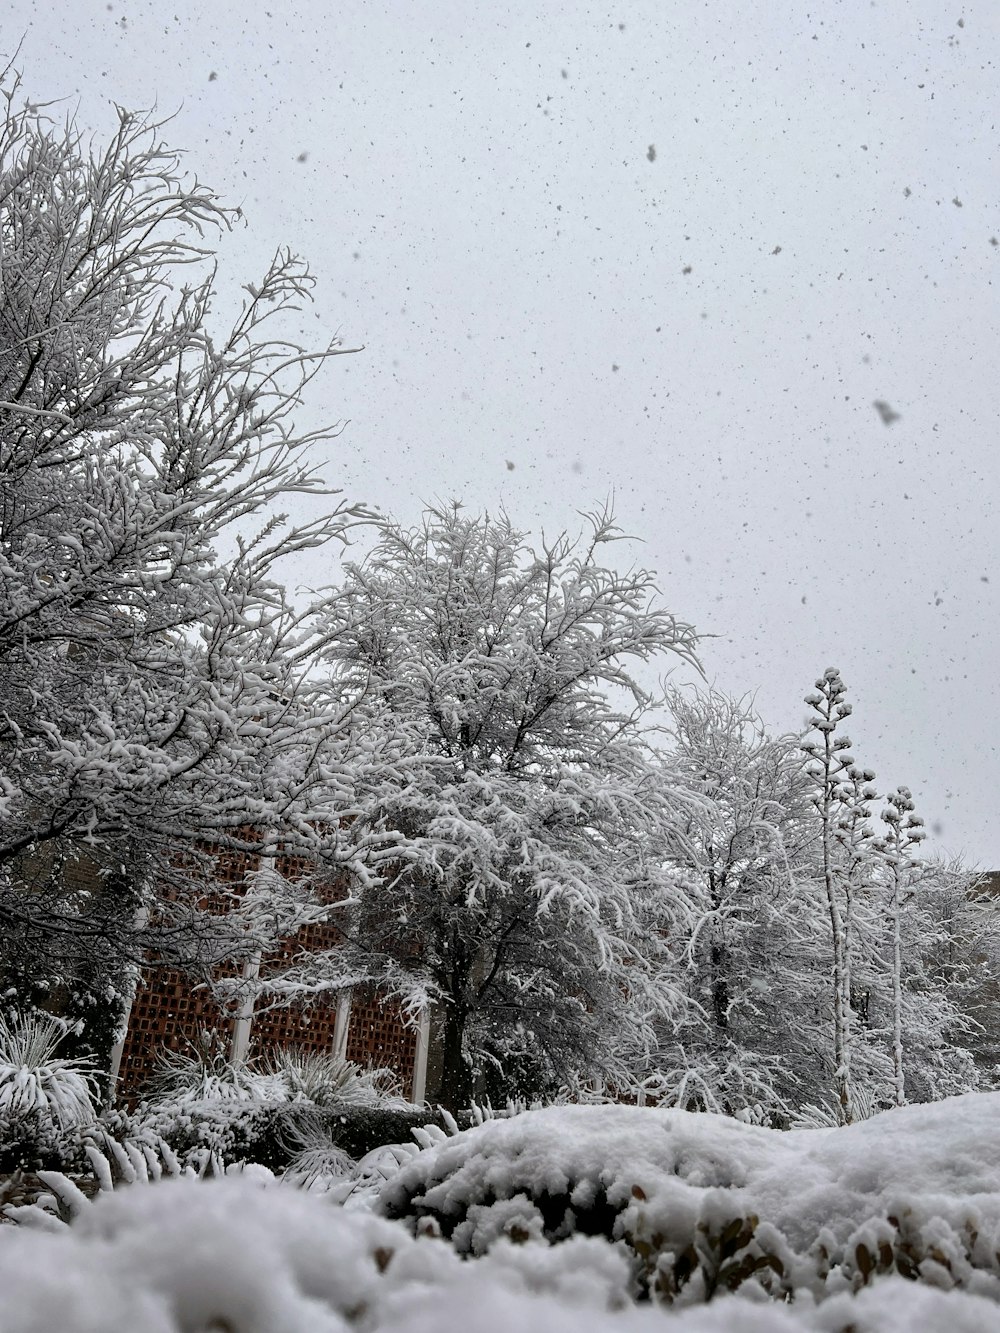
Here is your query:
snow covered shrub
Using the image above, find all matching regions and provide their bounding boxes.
[1,1113,262,1230]
[145,1037,410,1114]
[378,1103,792,1302]
[0,1013,98,1131]
[0,1177,665,1333]
[378,1097,1000,1306]
[9,1110,1000,1329]
[135,1038,433,1174]
[133,1095,279,1172]
[0,1012,99,1169]
[269,1103,466,1194]
[629,1205,792,1305]
[5,1179,1000,1333]
[790,1082,885,1129]
[1,1140,212,1230]
[144,1031,265,1104]
[823,1209,1000,1297]
[136,1033,285,1168]
[264,1047,409,1110]
[278,1117,357,1189]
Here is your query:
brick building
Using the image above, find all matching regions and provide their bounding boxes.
[112,965,429,1103]
[109,841,435,1104]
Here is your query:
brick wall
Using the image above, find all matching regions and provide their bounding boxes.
[116,841,422,1100]
[344,984,418,1093]
[117,967,235,1094]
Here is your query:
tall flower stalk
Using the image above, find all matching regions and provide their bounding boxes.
[874,787,926,1106]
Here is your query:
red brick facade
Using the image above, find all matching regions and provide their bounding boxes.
[115,841,423,1101]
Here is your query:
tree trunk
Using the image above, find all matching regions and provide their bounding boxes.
[708,869,730,1031]
[710,941,730,1031]
[438,1001,472,1113]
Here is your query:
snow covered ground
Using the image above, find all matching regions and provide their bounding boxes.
[4,1094,1000,1331]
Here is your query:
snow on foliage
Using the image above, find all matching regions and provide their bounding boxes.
[0,77,376,1061]
[656,688,824,1119]
[0,1012,98,1134]
[2,69,998,1244]
[307,503,705,1106]
[380,1096,1000,1303]
[650,685,993,1124]
[6,1099,1000,1329]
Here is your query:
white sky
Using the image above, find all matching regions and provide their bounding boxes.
[8,1,1000,864]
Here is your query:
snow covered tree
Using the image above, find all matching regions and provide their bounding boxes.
[652,690,819,1118]
[908,862,1000,1092]
[645,679,993,1124]
[797,678,986,1119]
[314,504,701,1108]
[864,838,989,1108]
[0,80,369,1060]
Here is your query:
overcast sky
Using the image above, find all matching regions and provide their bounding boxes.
[8,1,1000,864]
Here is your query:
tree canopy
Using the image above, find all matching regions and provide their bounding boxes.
[0,85,368,1053]
[311,504,702,1106]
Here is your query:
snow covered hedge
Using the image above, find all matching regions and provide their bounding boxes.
[2,1174,1000,1332]
[5,1095,1000,1330]
[380,1096,1000,1304]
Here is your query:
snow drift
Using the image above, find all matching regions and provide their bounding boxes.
[4,1094,1000,1330]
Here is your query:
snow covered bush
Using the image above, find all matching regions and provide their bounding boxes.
[263,1046,409,1111]
[145,1033,266,1106]
[0,1013,98,1132]
[6,1150,1000,1331]
[128,1034,279,1167]
[0,1176,649,1332]
[378,1096,1000,1306]
[131,1096,278,1172]
[0,1012,98,1169]
[134,1096,455,1181]
[131,1039,427,1174]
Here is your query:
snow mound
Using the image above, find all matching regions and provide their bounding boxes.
[0,1176,642,1332]
[3,1168,1000,1330]
[5,1095,1000,1328]
[379,1095,1000,1301]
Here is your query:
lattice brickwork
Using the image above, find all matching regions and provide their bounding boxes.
[116,839,254,1097]
[345,984,418,1092]
[118,969,234,1095]
[247,1002,340,1059]
[117,844,419,1098]
[247,855,351,1061]
[248,916,346,1061]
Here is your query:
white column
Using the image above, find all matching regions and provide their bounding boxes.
[228,837,275,1065]
[411,1006,431,1105]
[332,988,352,1059]
[228,950,261,1065]
[107,1009,132,1093]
